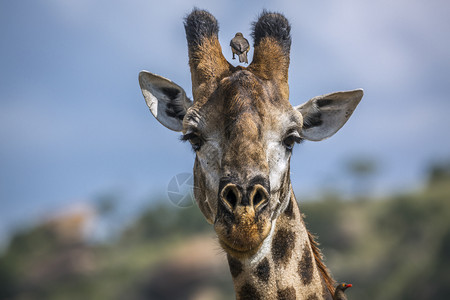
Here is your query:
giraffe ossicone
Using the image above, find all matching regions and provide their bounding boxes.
[139,8,363,299]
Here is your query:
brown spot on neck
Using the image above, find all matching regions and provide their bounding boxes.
[227,254,243,278]
[238,283,261,300]
[277,286,296,300]
[271,228,296,265]
[298,244,314,285]
[255,257,270,282]
[284,195,295,219]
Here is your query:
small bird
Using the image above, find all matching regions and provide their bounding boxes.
[230,32,250,64]
[333,283,352,300]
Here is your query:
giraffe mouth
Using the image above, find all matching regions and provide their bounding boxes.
[214,214,272,258]
[218,238,262,258]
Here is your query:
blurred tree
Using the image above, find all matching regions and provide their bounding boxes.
[94,193,119,217]
[92,192,122,242]
[427,160,450,185]
[345,156,379,200]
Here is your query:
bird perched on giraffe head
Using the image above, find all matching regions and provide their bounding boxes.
[333,283,352,300]
[230,32,250,64]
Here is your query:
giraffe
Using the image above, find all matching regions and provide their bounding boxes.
[139,9,363,300]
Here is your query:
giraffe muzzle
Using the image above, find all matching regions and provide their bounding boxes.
[215,176,272,258]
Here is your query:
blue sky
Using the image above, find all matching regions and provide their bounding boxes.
[1,0,449,242]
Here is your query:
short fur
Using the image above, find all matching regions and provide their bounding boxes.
[184,8,219,48]
[228,254,243,278]
[272,228,296,265]
[277,286,296,300]
[298,244,314,285]
[252,10,291,55]
[239,283,261,300]
[255,257,271,282]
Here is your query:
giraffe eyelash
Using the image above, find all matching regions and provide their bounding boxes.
[180,132,197,141]
[180,132,204,151]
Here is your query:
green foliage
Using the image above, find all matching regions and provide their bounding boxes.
[427,160,450,185]
[302,178,450,300]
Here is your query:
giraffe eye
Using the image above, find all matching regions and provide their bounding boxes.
[283,134,302,150]
[181,132,203,151]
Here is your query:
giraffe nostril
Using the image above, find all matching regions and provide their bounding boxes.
[253,190,263,206]
[251,184,269,210]
[220,184,240,211]
[225,189,238,208]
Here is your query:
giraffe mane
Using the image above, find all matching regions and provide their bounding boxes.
[307,230,336,296]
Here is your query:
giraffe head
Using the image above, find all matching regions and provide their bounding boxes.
[139,9,362,259]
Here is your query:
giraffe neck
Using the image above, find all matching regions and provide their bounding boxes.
[226,191,334,300]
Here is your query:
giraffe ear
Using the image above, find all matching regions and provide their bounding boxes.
[295,89,363,141]
[139,71,193,132]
